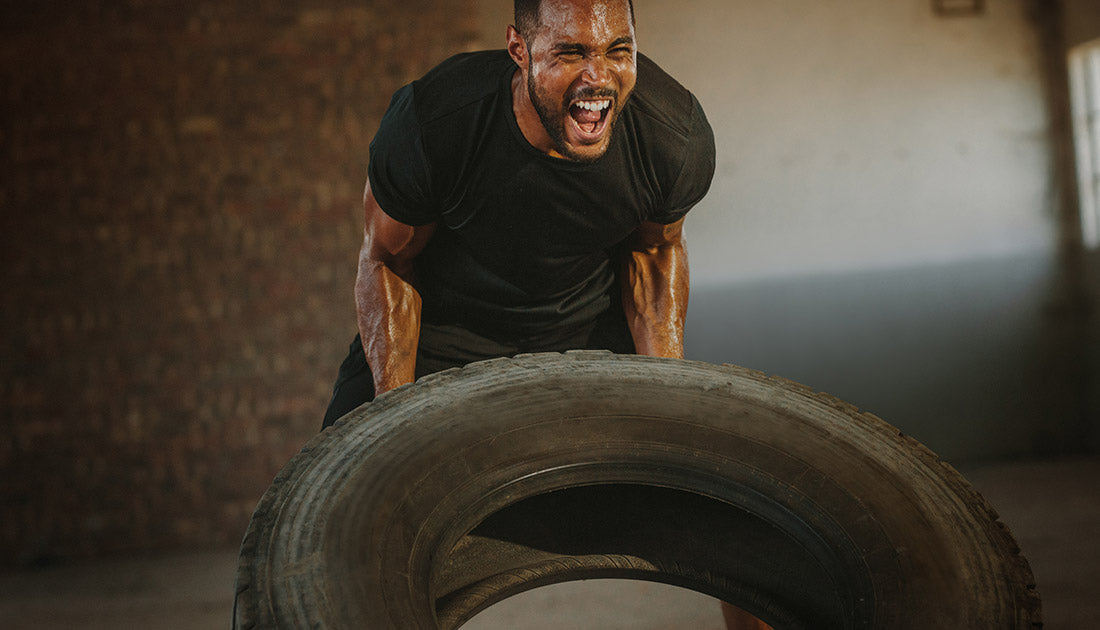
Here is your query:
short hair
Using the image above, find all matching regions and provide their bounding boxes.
[514,0,635,40]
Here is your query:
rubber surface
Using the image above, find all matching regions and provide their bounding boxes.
[234,351,1043,629]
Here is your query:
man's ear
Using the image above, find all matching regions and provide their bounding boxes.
[506,25,528,67]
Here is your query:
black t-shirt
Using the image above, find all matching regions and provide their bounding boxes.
[368,50,715,345]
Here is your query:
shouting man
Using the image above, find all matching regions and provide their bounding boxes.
[324,0,713,422]
[324,1,765,627]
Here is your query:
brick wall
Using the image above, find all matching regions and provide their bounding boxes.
[0,0,478,564]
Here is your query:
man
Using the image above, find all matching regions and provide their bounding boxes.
[323,1,766,626]
[322,0,713,424]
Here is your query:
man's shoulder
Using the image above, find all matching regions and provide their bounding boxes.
[410,49,513,125]
[623,55,716,219]
[628,54,703,141]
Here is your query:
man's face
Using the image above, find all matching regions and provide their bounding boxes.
[522,0,637,162]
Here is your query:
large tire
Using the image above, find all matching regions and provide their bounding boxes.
[234,352,1042,629]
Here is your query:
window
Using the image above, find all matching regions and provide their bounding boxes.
[1069,39,1100,249]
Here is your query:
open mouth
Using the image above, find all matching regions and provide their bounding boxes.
[568,98,613,143]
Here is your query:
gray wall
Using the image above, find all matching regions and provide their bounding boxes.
[478,1,1099,463]
[634,0,1053,284]
[685,253,1089,463]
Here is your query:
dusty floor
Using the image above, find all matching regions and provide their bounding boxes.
[0,458,1096,629]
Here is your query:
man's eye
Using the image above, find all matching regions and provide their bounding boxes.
[558,51,584,60]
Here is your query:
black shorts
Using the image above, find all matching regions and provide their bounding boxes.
[320,307,635,429]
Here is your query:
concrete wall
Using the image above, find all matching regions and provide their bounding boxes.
[478,0,1098,462]
[639,0,1055,284]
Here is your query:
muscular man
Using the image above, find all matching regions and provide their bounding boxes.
[323,1,767,627]
[323,0,712,422]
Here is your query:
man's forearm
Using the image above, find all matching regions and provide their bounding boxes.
[620,238,689,359]
[355,260,422,395]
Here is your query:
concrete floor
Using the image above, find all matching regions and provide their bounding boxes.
[0,458,1096,629]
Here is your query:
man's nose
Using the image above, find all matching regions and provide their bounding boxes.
[581,56,612,85]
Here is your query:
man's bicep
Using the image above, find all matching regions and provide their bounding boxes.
[362,181,435,264]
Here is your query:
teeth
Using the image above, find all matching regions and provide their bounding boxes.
[574,100,611,111]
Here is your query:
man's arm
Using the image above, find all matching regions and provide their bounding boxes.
[619,217,689,358]
[355,181,435,395]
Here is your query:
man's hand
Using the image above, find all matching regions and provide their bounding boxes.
[620,218,689,359]
[355,182,435,395]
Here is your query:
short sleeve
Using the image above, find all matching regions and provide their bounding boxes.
[367,84,439,226]
[653,94,716,225]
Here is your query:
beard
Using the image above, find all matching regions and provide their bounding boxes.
[527,68,622,163]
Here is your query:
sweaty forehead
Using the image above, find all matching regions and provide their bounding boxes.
[535,0,634,45]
